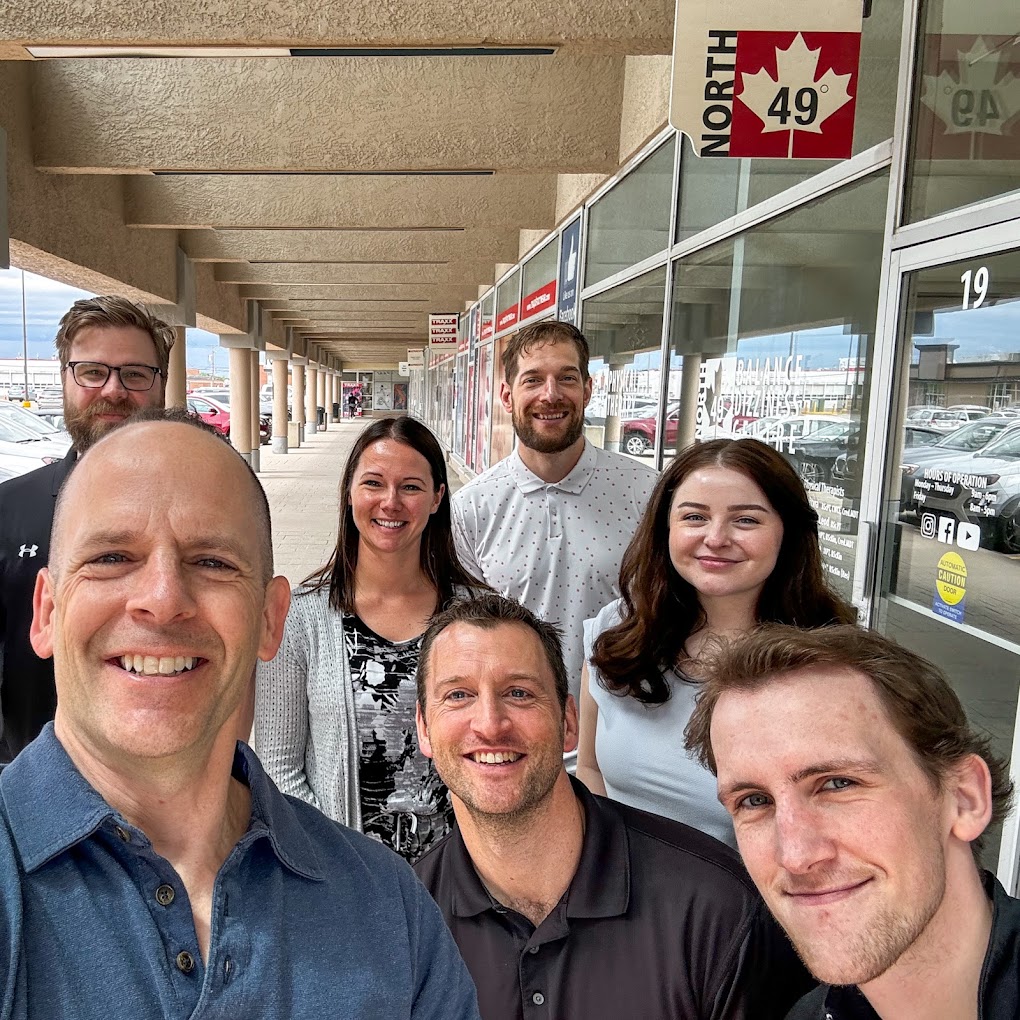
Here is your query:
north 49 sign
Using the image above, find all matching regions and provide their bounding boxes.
[671,0,863,158]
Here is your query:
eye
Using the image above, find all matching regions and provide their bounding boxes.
[508,688,532,700]
[195,557,235,571]
[820,777,856,792]
[402,483,425,492]
[680,512,707,523]
[361,478,381,487]
[735,516,762,526]
[91,552,129,565]
[735,791,772,811]
[445,690,470,703]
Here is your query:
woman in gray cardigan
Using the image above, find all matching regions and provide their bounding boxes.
[255,416,482,861]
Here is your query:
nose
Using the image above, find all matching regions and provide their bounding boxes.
[379,484,404,511]
[470,690,513,742]
[99,368,130,400]
[702,519,732,549]
[539,376,562,403]
[773,799,837,875]
[124,553,197,626]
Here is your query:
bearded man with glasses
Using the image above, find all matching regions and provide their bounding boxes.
[0,296,173,762]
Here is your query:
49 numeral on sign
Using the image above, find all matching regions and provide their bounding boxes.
[766,86,820,127]
[960,266,989,310]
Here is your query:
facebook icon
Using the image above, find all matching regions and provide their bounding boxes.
[937,516,956,544]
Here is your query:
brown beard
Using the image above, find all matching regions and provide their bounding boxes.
[64,398,137,452]
[511,404,584,454]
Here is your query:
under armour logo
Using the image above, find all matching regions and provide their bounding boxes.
[18,544,38,558]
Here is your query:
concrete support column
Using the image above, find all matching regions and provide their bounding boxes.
[249,350,261,473]
[270,353,289,454]
[604,354,635,454]
[228,347,253,464]
[317,367,328,432]
[165,327,187,408]
[292,358,306,443]
[306,363,319,435]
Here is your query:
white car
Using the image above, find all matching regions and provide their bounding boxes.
[0,406,69,469]
[0,403,72,452]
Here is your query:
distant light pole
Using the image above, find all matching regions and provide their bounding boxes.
[20,270,30,405]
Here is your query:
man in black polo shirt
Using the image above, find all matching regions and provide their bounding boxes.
[413,594,811,1020]
[684,624,1020,1020]
[0,296,173,761]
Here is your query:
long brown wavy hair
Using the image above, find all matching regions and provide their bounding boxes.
[591,438,856,704]
[301,416,483,613]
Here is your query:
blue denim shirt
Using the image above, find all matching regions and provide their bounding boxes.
[0,724,481,1020]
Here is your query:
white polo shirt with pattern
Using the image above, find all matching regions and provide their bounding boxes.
[452,440,658,702]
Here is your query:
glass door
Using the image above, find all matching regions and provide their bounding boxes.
[875,228,1020,889]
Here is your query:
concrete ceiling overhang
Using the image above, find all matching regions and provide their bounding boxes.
[2,16,674,366]
[0,2,674,57]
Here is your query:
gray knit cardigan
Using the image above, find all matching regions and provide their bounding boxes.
[254,585,362,827]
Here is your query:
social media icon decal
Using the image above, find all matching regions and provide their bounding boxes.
[956,522,981,551]
[920,513,937,539]
[936,516,956,544]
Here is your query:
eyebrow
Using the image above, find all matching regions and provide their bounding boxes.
[718,757,884,802]
[674,502,771,513]
[434,672,544,688]
[359,469,428,484]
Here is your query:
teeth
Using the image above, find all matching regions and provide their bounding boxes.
[473,752,521,764]
[375,520,405,529]
[118,655,197,676]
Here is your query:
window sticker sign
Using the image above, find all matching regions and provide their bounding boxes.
[670,0,863,158]
[933,551,967,624]
[557,217,581,324]
[917,35,1020,160]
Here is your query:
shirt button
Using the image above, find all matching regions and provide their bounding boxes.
[155,884,175,907]
[176,950,195,974]
[114,825,131,843]
[532,992,545,1005]
[528,946,540,954]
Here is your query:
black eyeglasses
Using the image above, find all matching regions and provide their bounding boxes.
[65,361,163,392]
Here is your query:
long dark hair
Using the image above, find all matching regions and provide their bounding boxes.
[591,438,856,704]
[302,417,482,613]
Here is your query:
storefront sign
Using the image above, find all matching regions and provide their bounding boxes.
[496,302,520,332]
[557,217,581,324]
[481,315,494,340]
[469,303,481,344]
[933,551,967,623]
[406,348,424,367]
[670,0,862,158]
[918,35,1020,160]
[521,279,557,321]
[398,361,410,375]
[428,313,459,348]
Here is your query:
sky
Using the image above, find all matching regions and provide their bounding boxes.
[0,266,227,373]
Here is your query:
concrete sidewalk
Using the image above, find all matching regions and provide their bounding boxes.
[259,419,465,588]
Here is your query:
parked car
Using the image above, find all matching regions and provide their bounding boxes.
[905,407,986,432]
[907,420,1020,552]
[900,416,1017,510]
[621,404,680,456]
[832,424,941,484]
[187,394,271,445]
[0,408,69,468]
[0,403,72,452]
[785,419,860,485]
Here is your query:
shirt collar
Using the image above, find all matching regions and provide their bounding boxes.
[507,440,598,496]
[448,776,629,920]
[1,724,323,881]
[51,448,78,496]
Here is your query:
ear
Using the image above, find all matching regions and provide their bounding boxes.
[946,753,994,846]
[30,568,56,660]
[430,482,445,515]
[582,375,593,409]
[257,575,292,662]
[562,693,579,755]
[415,701,434,760]
[499,380,513,416]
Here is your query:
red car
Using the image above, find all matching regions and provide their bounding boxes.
[621,404,679,457]
[187,395,271,445]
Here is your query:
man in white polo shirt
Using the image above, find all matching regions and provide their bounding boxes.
[452,321,657,731]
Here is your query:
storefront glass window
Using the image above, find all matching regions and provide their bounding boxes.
[481,290,495,342]
[585,138,676,288]
[903,0,1020,223]
[495,268,522,335]
[676,1,903,242]
[521,239,559,324]
[580,267,668,460]
[472,342,494,473]
[667,170,890,601]
[878,245,1020,867]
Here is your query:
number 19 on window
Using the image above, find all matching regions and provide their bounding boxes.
[960,267,989,310]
